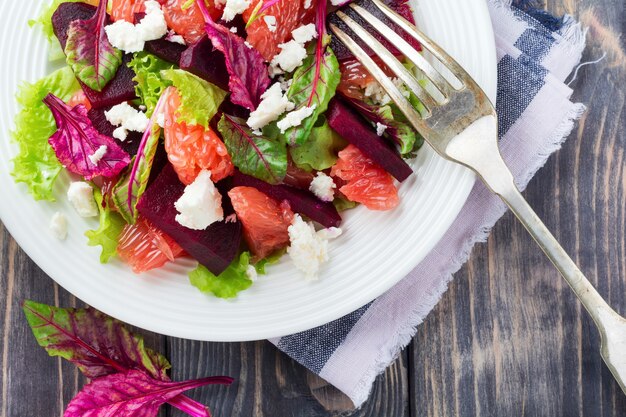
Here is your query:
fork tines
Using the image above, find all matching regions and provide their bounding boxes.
[329,0,468,120]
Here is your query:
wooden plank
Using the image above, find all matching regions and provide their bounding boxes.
[409,1,626,415]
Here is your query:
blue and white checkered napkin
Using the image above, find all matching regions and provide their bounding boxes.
[269,0,588,407]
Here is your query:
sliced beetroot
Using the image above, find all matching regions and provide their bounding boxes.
[330,0,421,61]
[179,36,229,91]
[87,107,142,156]
[137,163,242,275]
[327,99,413,182]
[145,39,187,64]
[232,171,342,228]
[52,3,137,109]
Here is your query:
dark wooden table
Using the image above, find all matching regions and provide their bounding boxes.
[2,1,625,416]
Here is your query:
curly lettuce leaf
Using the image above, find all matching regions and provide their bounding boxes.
[253,250,284,275]
[112,89,169,223]
[85,188,126,263]
[195,0,271,110]
[290,116,347,172]
[162,69,227,128]
[128,52,175,116]
[10,67,79,201]
[44,94,131,180]
[64,0,123,92]
[283,38,340,146]
[217,114,287,184]
[190,252,254,299]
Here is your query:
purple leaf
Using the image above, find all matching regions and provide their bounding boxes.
[64,0,122,92]
[195,0,271,110]
[64,370,233,417]
[43,94,131,180]
[22,300,218,417]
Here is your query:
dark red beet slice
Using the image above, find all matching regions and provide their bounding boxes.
[145,39,187,64]
[52,3,137,109]
[232,171,342,228]
[179,36,229,91]
[330,0,421,61]
[137,163,242,275]
[327,99,413,182]
[87,106,142,156]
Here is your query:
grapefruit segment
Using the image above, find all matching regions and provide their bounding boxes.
[162,0,222,45]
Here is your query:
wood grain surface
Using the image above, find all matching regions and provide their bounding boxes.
[2,1,625,416]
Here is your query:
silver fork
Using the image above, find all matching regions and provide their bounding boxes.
[330,0,626,393]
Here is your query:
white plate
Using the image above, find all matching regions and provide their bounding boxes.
[0,0,496,341]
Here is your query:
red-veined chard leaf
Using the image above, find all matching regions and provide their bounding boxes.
[283,1,340,146]
[112,88,170,224]
[43,94,130,180]
[195,0,271,111]
[64,370,233,417]
[64,0,123,92]
[217,114,287,184]
[22,300,218,417]
[344,96,421,155]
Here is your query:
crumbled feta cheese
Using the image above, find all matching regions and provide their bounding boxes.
[277,105,316,133]
[229,26,238,33]
[309,172,336,202]
[49,212,68,240]
[105,0,167,53]
[376,122,388,136]
[291,23,317,44]
[244,41,253,49]
[278,76,293,91]
[304,0,313,9]
[263,15,277,32]
[88,145,108,165]
[174,170,224,230]
[222,0,251,22]
[268,62,284,77]
[67,182,98,218]
[246,265,258,281]
[166,30,186,45]
[105,102,149,141]
[287,215,342,280]
[364,78,410,106]
[247,83,295,130]
[271,40,308,73]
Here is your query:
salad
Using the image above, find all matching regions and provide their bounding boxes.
[11,0,424,299]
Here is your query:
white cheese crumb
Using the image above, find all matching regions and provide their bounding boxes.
[105,0,167,53]
[287,214,342,280]
[376,122,388,136]
[271,40,308,73]
[291,23,317,44]
[166,30,186,45]
[222,0,251,22]
[246,265,258,281]
[263,15,277,33]
[364,78,410,106]
[244,41,253,49]
[67,182,98,218]
[304,0,313,9]
[277,105,316,133]
[49,212,68,240]
[105,102,149,141]
[174,170,224,230]
[229,26,238,33]
[309,172,336,202]
[247,83,295,130]
[88,145,108,165]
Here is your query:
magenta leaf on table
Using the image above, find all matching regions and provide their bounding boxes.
[64,0,122,92]
[43,94,130,180]
[22,300,218,417]
[64,370,233,417]
[195,0,271,110]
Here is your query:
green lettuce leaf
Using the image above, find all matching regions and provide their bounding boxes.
[128,52,175,116]
[289,116,347,172]
[11,66,79,201]
[162,69,228,128]
[253,250,284,275]
[283,37,340,146]
[85,188,126,263]
[64,0,123,92]
[189,252,254,299]
[217,114,287,184]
